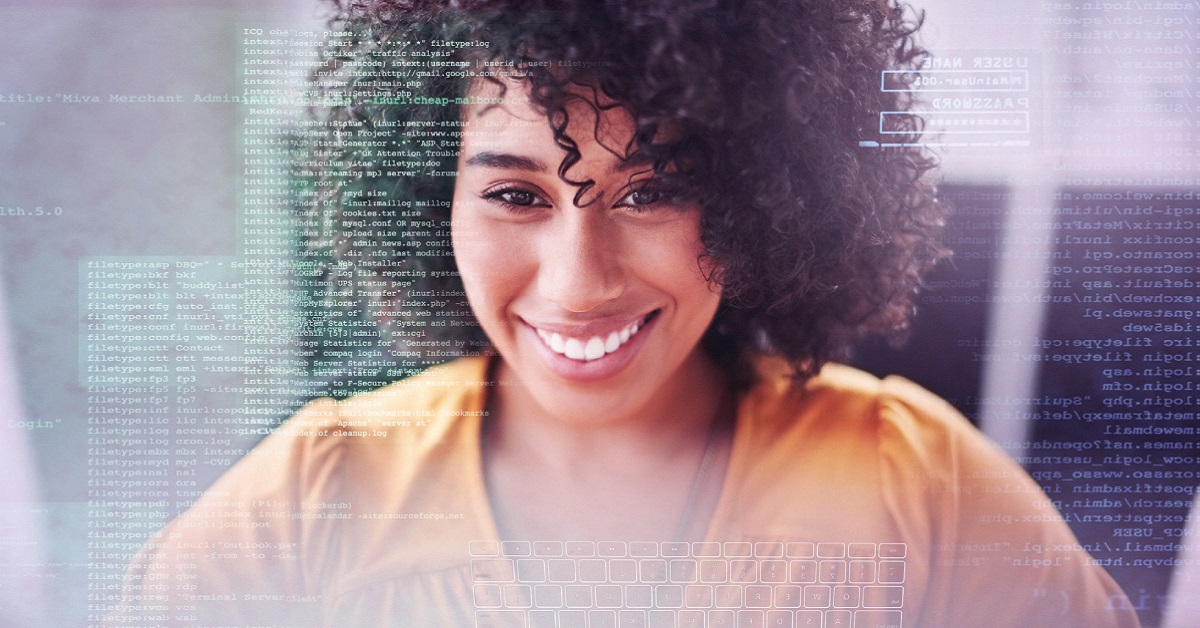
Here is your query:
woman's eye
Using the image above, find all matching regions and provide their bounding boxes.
[482,186,548,209]
[616,183,696,213]
[623,188,662,206]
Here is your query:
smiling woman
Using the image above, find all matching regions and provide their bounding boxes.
[452,79,730,544]
[107,1,1141,627]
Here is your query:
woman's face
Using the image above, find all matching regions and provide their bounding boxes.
[451,78,722,425]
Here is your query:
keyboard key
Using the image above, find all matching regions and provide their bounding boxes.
[848,561,875,584]
[599,542,627,557]
[760,560,787,583]
[694,542,722,557]
[564,584,593,607]
[678,610,706,627]
[476,610,525,628]
[630,542,658,557]
[619,610,647,628]
[596,584,623,608]
[473,584,503,608]
[774,585,804,608]
[744,584,772,608]
[648,610,676,628]
[610,559,638,583]
[609,559,638,585]
[670,559,699,583]
[472,559,516,582]
[766,610,794,627]
[816,543,845,559]
[662,542,690,557]
[534,584,563,608]
[847,543,875,558]
[640,559,668,583]
[737,610,765,627]
[730,560,757,583]
[655,584,684,608]
[795,610,822,627]
[790,560,817,584]
[559,610,587,628]
[502,541,531,556]
[755,542,785,557]
[832,586,860,608]
[878,543,906,558]
[854,610,903,628]
[879,561,905,584]
[715,584,743,608]
[627,584,654,608]
[725,542,754,557]
[804,585,831,608]
[701,560,729,583]
[818,561,846,584]
[470,540,500,556]
[548,559,576,582]
[590,610,617,628]
[529,609,557,628]
[517,558,547,582]
[862,586,904,609]
[685,585,713,608]
[709,609,736,627]
[566,542,595,557]
[580,559,607,583]
[786,542,815,558]
[534,541,564,557]
[824,610,851,627]
[503,584,532,608]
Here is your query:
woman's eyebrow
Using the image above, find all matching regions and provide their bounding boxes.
[463,151,549,173]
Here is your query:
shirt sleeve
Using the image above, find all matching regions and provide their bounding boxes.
[105,398,343,628]
[877,376,1141,628]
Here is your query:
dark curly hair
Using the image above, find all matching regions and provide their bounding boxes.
[298,0,948,388]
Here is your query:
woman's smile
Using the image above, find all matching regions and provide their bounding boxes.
[520,309,660,383]
[530,311,651,362]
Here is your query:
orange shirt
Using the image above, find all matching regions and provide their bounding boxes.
[109,357,1139,627]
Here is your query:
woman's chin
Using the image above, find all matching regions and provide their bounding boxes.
[523,385,653,428]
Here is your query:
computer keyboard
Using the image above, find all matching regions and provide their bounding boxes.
[468,540,906,627]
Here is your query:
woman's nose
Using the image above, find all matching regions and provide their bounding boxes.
[537,213,625,313]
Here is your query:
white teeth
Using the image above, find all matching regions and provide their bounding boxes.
[584,337,605,360]
[604,332,620,353]
[535,317,647,362]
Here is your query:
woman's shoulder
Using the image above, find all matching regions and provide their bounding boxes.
[745,357,978,451]
[737,357,1026,501]
[736,359,1140,627]
[199,356,492,509]
[276,355,491,440]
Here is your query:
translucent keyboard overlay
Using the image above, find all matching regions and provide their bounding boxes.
[468,540,906,628]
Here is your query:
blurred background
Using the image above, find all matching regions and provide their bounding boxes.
[0,0,1196,625]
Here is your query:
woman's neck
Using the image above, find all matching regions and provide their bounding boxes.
[481,349,734,541]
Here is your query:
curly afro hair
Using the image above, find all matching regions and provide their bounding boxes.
[300,0,948,386]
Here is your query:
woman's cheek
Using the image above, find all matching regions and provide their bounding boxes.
[452,213,528,318]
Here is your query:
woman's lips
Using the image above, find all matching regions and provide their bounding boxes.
[521,310,660,382]
[534,316,646,361]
